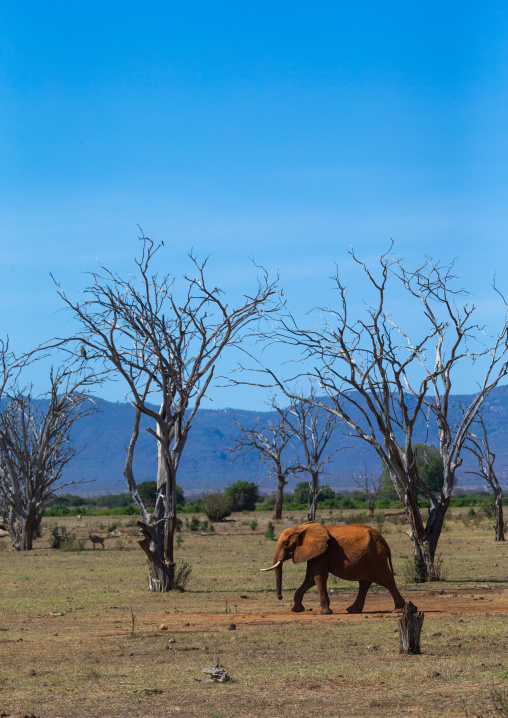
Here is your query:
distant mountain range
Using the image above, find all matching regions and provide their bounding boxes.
[59,385,508,496]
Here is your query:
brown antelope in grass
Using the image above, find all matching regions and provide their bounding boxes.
[88,531,105,550]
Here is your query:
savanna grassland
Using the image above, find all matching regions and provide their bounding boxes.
[0,509,507,718]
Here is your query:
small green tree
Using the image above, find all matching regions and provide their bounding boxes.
[317,485,335,502]
[137,481,185,508]
[225,481,259,512]
[293,481,310,504]
[380,444,444,504]
[136,481,157,507]
[201,490,232,521]
[293,481,334,504]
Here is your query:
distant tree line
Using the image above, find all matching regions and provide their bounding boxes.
[41,478,506,519]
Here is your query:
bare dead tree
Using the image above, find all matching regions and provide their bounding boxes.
[0,357,97,551]
[464,413,505,541]
[353,465,382,516]
[279,393,341,521]
[228,403,299,519]
[244,247,508,580]
[54,236,280,591]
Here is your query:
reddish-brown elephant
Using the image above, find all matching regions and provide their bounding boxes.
[261,521,405,615]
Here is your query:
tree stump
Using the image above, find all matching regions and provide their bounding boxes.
[398,601,424,654]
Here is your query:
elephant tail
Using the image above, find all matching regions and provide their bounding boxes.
[387,547,396,576]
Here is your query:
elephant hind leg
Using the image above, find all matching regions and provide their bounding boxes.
[346,580,372,614]
[374,573,405,612]
[292,564,315,613]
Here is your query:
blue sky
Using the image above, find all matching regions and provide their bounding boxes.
[2,2,508,408]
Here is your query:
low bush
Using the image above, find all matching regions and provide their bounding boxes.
[348,511,369,524]
[264,521,276,540]
[200,490,232,522]
[174,561,192,591]
[49,525,69,549]
[61,535,86,552]
[489,685,508,717]
[187,516,201,532]
[402,554,448,583]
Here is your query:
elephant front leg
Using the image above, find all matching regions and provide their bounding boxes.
[292,565,315,612]
[346,580,372,614]
[315,572,333,614]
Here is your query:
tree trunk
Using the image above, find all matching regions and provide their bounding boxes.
[403,490,447,582]
[273,469,286,520]
[308,472,319,521]
[137,466,176,592]
[137,516,175,592]
[494,489,505,542]
[132,426,177,592]
[12,507,40,551]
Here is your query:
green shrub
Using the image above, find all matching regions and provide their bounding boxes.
[107,523,118,533]
[61,535,86,552]
[180,503,201,514]
[189,516,200,532]
[482,501,495,519]
[49,525,68,549]
[225,481,260,512]
[264,521,276,540]
[249,519,258,531]
[200,490,232,522]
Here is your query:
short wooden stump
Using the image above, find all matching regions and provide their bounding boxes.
[398,601,424,654]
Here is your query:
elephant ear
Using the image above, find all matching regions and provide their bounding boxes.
[293,521,330,563]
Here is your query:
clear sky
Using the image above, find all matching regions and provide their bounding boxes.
[2,2,508,408]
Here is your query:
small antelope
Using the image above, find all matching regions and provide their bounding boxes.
[88,531,105,550]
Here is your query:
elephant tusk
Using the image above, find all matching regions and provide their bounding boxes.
[260,560,282,572]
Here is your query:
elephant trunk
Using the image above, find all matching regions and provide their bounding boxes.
[275,561,283,600]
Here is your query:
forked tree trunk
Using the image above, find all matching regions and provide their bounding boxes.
[137,497,176,592]
[402,482,449,582]
[138,521,174,591]
[135,439,178,592]
[494,490,505,542]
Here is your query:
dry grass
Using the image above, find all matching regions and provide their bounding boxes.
[0,509,506,717]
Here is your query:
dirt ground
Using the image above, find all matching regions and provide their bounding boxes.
[1,512,507,718]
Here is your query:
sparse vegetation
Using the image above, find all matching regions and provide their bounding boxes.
[200,490,233,521]
[264,520,275,540]
[173,561,192,591]
[0,508,506,717]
